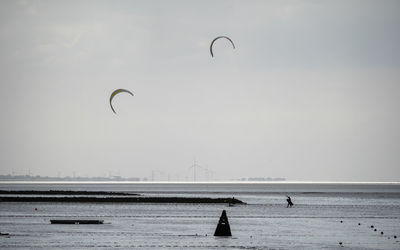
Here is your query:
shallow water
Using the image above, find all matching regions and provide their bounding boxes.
[1,182,399,249]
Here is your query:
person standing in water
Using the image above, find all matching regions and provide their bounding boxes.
[286,196,294,208]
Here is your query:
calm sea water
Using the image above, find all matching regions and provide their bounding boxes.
[1,182,400,249]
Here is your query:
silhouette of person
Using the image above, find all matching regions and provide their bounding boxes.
[286,196,293,208]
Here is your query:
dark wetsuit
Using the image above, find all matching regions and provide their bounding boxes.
[286,196,293,208]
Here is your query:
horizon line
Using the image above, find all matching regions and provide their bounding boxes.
[0,181,399,185]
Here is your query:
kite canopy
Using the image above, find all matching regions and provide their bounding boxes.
[210,36,235,57]
[109,89,134,114]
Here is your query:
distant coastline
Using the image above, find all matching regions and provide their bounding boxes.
[0,174,285,182]
[1,175,399,184]
[0,174,140,182]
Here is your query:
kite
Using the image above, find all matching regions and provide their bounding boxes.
[109,89,134,114]
[210,36,235,57]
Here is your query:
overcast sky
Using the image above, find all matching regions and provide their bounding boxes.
[0,0,399,181]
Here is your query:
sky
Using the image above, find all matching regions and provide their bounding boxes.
[0,0,399,181]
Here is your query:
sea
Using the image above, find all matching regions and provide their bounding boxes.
[0,182,399,249]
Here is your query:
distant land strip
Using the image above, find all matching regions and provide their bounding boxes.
[0,190,137,196]
[0,196,245,204]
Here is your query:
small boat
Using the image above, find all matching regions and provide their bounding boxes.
[50,220,104,224]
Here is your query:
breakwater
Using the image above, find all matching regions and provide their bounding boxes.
[0,196,244,204]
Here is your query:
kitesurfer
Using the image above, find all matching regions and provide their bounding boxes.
[286,196,293,208]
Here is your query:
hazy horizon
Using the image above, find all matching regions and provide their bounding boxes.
[1,1,400,182]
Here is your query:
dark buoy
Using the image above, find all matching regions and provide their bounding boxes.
[358,223,361,225]
[374,229,377,231]
[214,210,232,236]
[35,208,37,211]
[394,235,397,239]
[339,242,342,246]
[340,220,343,223]
[381,232,384,235]
[371,225,374,228]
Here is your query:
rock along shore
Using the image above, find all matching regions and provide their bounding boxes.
[0,190,137,196]
[0,196,245,204]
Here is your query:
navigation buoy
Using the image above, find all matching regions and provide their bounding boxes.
[214,210,232,236]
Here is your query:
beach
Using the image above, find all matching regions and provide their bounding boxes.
[0,182,399,249]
